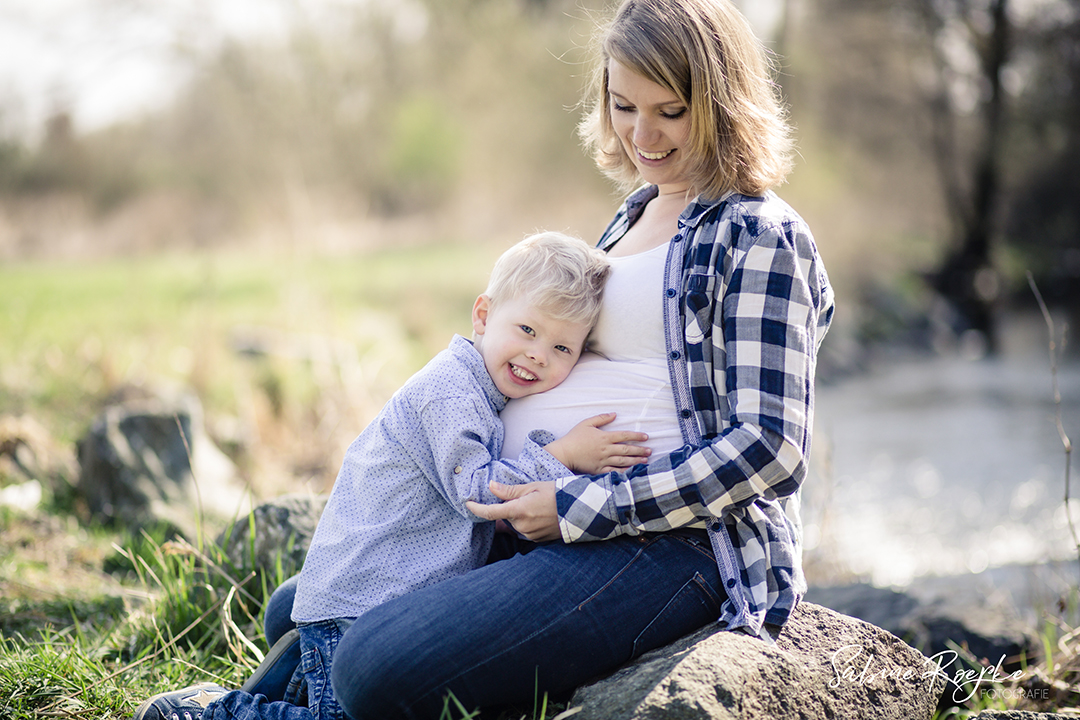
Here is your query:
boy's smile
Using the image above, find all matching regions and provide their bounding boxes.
[471,294,592,400]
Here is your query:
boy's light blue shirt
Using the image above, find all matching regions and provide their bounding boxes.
[292,334,571,623]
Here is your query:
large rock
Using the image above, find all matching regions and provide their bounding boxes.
[216,493,328,583]
[569,602,945,720]
[76,390,249,538]
[806,578,1041,709]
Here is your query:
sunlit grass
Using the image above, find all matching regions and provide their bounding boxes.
[0,507,572,720]
[0,242,501,447]
[0,239,573,719]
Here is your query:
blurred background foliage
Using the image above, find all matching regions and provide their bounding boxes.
[1,0,1078,494]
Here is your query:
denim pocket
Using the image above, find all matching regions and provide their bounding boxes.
[630,572,724,659]
[298,619,352,720]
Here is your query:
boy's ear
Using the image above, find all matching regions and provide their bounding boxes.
[471,295,491,336]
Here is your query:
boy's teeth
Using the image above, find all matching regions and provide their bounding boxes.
[510,364,537,381]
[638,148,673,160]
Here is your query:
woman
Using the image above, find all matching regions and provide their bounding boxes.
[141,0,833,718]
[335,0,833,716]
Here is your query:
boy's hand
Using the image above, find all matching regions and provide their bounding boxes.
[467,481,560,542]
[543,412,650,474]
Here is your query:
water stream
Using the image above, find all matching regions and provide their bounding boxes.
[802,312,1080,589]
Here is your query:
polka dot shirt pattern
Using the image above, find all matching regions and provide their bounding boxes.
[291,335,571,623]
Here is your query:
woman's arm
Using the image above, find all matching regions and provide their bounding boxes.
[470,204,834,544]
[558,213,832,542]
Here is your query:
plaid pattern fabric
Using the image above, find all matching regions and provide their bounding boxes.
[555,185,835,639]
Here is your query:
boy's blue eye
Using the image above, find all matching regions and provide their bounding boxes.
[555,345,572,354]
[519,325,535,336]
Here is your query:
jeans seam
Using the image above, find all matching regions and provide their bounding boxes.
[668,533,716,563]
[575,535,656,611]
[630,571,721,658]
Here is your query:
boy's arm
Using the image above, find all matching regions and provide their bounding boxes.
[542,413,651,474]
[409,394,573,521]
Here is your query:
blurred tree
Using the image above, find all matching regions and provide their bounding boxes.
[910,0,1012,353]
[1003,0,1080,313]
[790,0,1079,353]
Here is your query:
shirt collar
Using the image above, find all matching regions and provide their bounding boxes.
[449,334,509,412]
[609,185,736,241]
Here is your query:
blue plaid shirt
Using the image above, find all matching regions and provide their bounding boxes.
[555,185,835,638]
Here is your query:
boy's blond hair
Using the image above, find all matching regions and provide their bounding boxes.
[485,231,610,328]
[578,0,795,200]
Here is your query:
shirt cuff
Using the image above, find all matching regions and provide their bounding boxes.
[554,472,637,542]
[518,429,575,483]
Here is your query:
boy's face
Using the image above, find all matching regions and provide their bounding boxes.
[471,294,591,400]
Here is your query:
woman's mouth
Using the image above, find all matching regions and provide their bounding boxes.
[636,147,675,161]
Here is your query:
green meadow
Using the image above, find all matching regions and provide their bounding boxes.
[0,242,520,719]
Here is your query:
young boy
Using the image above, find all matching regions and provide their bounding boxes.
[134,231,650,720]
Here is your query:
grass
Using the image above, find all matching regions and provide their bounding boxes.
[0,242,569,719]
[0,242,503,507]
[0,506,574,720]
[0,242,501,445]
[2,244,1078,718]
[930,629,1080,718]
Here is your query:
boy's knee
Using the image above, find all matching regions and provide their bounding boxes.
[263,575,300,644]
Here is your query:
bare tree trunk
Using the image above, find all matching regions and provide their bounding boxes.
[928,0,1011,354]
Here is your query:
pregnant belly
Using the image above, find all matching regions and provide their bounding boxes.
[500,353,685,460]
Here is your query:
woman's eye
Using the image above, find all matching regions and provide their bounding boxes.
[661,108,687,119]
[519,325,535,336]
[612,101,634,113]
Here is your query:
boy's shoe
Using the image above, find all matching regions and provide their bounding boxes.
[239,628,302,703]
[132,683,228,720]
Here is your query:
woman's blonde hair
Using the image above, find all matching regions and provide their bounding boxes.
[485,231,611,327]
[579,0,795,199]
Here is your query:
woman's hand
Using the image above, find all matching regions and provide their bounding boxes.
[543,412,651,474]
[466,481,561,542]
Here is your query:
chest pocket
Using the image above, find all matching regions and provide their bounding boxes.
[685,272,717,344]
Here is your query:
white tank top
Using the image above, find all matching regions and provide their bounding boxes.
[500,241,684,460]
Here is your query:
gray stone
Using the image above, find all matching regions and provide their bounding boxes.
[216,494,327,583]
[806,578,1041,709]
[569,602,944,720]
[76,391,249,538]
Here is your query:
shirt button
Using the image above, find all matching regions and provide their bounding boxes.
[669,350,680,360]
[726,578,737,589]
[665,288,677,298]
[680,409,692,419]
[454,466,463,474]
[672,234,682,242]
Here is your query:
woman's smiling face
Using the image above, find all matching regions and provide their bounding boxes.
[607,59,693,195]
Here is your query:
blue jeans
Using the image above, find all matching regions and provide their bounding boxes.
[205,619,352,720]
[264,574,301,646]
[338,531,722,719]
[256,531,723,720]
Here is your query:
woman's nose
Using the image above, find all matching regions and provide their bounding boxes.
[633,116,658,145]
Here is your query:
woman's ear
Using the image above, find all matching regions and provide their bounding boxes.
[471,295,491,337]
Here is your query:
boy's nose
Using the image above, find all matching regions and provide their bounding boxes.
[526,348,547,367]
